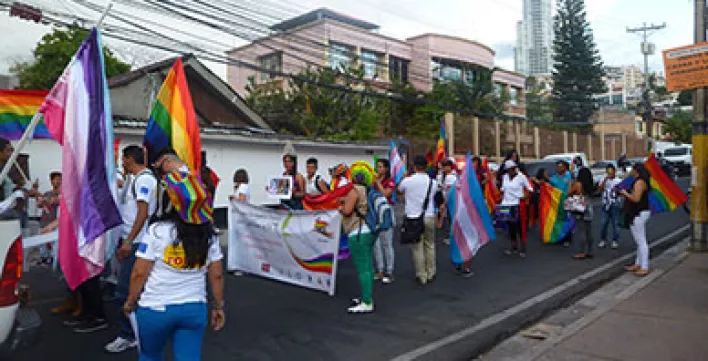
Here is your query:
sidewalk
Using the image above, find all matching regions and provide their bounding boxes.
[480,238,708,361]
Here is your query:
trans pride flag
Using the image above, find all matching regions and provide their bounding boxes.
[390,141,406,185]
[539,183,575,244]
[144,58,202,173]
[615,154,688,214]
[38,29,122,290]
[0,90,53,140]
[447,153,495,265]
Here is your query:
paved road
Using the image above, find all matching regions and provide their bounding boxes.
[13,181,691,361]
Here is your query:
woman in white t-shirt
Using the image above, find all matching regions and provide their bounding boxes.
[230,169,251,203]
[500,160,533,257]
[122,171,225,361]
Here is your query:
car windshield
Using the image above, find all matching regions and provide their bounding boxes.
[664,148,688,156]
[591,162,610,169]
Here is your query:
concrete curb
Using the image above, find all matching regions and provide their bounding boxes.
[390,224,691,361]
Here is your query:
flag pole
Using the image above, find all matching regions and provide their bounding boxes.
[0,1,114,187]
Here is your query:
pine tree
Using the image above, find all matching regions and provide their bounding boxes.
[551,0,606,125]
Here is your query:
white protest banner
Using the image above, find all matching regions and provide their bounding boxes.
[228,202,341,295]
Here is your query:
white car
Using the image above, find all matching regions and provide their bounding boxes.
[663,145,692,176]
[0,219,40,355]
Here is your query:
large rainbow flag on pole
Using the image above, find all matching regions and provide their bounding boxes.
[447,153,495,265]
[144,58,202,173]
[615,154,688,214]
[434,119,446,165]
[0,90,53,140]
[539,182,575,244]
[38,28,122,290]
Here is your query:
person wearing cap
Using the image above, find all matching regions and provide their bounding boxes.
[122,171,225,360]
[500,160,533,257]
[550,160,573,247]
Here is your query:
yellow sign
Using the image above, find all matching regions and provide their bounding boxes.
[663,42,708,92]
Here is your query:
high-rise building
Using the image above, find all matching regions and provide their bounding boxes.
[514,0,554,76]
[623,65,644,90]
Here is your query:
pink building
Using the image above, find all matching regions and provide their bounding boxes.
[227,8,526,117]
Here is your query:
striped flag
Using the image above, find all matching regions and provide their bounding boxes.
[144,58,202,173]
[539,183,575,244]
[39,28,122,290]
[447,153,495,264]
[615,154,688,214]
[390,141,406,185]
[0,90,53,140]
[435,119,446,165]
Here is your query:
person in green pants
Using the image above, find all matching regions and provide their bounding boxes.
[341,161,376,314]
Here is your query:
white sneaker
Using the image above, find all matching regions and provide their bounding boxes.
[105,336,138,353]
[382,275,394,284]
[232,271,244,276]
[611,241,619,249]
[347,302,373,313]
[598,241,607,248]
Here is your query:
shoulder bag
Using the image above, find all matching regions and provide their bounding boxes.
[400,178,433,244]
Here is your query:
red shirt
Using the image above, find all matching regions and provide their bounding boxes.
[374,177,396,204]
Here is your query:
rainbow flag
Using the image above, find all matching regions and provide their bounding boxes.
[447,153,495,264]
[539,182,575,244]
[303,183,353,210]
[482,158,500,214]
[435,119,446,165]
[425,147,436,178]
[0,90,53,140]
[144,58,202,173]
[38,28,122,290]
[615,154,688,214]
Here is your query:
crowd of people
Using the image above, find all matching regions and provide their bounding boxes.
[2,134,657,359]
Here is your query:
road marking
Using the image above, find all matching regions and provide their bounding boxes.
[390,224,690,361]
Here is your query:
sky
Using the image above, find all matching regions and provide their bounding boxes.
[0,0,696,80]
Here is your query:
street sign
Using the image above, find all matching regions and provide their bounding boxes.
[663,42,708,92]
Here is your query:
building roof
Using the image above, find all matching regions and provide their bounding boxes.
[108,55,271,131]
[270,8,379,32]
[406,33,496,56]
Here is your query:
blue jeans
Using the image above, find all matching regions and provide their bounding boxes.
[600,204,620,242]
[136,303,208,361]
[116,244,138,341]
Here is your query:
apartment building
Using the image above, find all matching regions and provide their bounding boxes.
[514,0,554,76]
[227,8,526,117]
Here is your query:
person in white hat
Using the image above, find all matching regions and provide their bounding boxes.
[500,160,534,257]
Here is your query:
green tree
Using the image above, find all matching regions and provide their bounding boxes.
[664,110,692,144]
[11,24,130,89]
[525,76,554,121]
[551,0,606,125]
[677,90,693,106]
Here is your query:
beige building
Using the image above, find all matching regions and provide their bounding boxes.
[624,65,644,90]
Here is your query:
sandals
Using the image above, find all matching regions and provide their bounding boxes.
[625,264,640,272]
[633,268,651,277]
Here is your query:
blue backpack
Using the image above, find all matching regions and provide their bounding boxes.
[358,186,394,235]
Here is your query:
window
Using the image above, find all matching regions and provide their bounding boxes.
[389,56,409,83]
[494,83,503,97]
[431,58,462,82]
[329,42,353,70]
[361,50,381,79]
[509,87,519,105]
[664,147,688,156]
[258,52,282,82]
[463,69,476,86]
[636,121,643,133]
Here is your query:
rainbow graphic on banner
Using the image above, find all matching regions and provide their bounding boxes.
[286,243,334,274]
[539,182,575,244]
[435,119,446,165]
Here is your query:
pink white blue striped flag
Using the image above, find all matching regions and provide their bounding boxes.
[39,28,122,290]
[390,141,406,184]
[447,153,495,265]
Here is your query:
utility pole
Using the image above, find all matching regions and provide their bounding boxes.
[690,0,708,251]
[627,22,666,151]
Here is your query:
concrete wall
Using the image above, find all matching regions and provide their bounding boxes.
[21,131,387,210]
